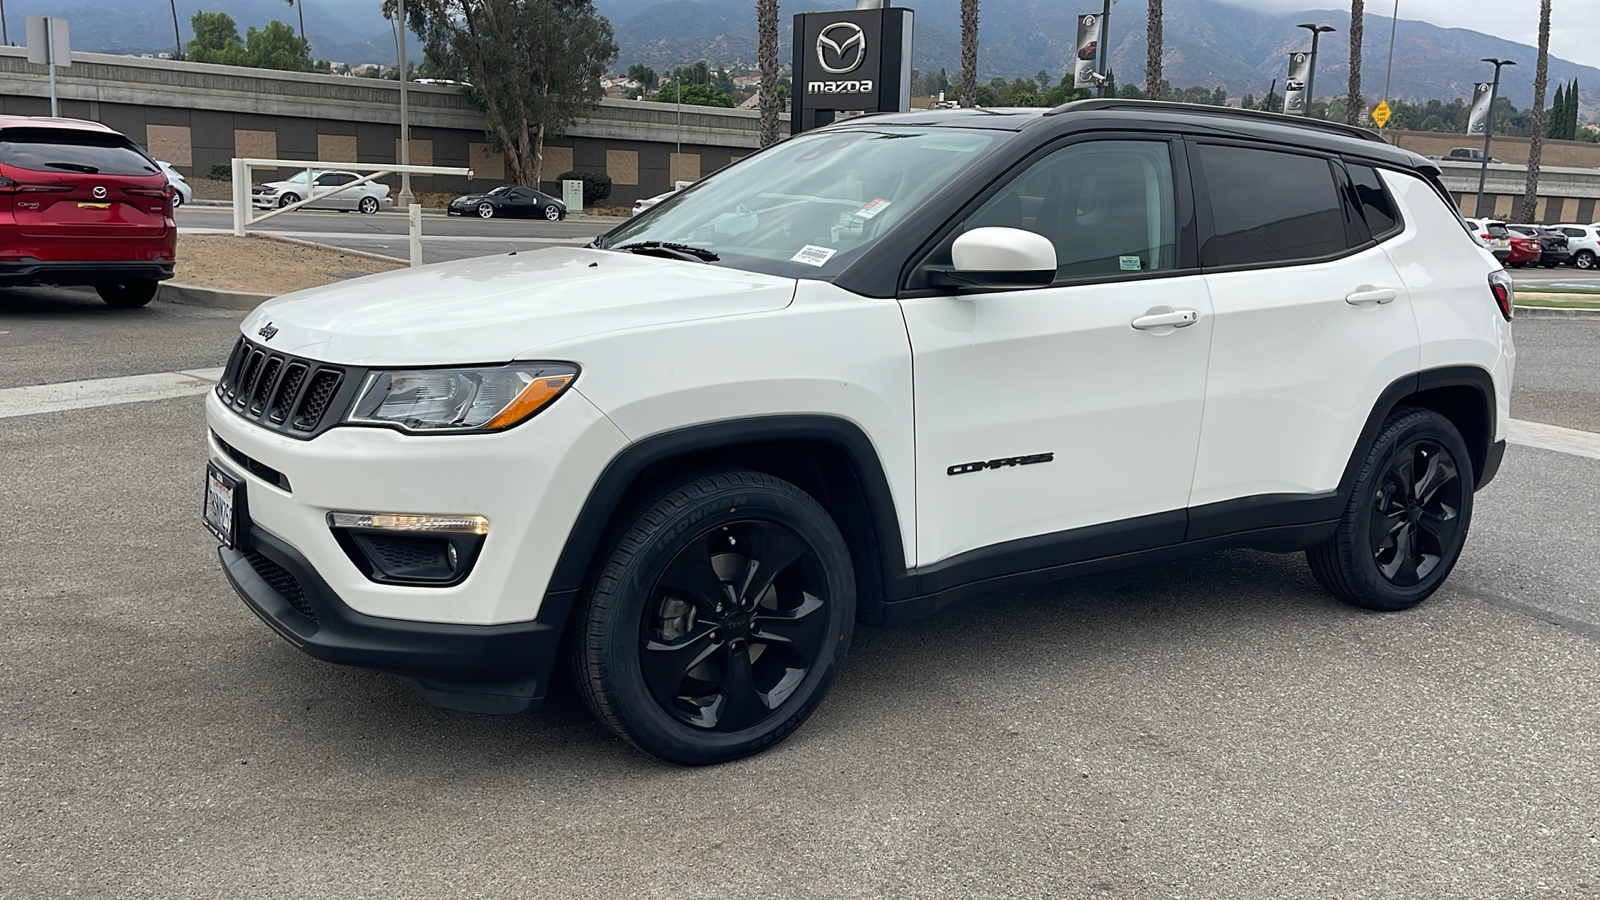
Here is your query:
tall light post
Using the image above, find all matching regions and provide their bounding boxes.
[1097,0,1111,98]
[395,0,412,207]
[1474,57,1516,218]
[1297,23,1336,116]
[1380,0,1400,134]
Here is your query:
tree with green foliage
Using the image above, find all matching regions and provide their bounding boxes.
[186,11,247,66]
[395,0,617,187]
[649,82,734,108]
[1547,83,1566,139]
[246,20,309,71]
[626,64,657,91]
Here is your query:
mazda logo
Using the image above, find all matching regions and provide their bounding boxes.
[1082,14,1095,26]
[92,186,107,199]
[817,22,867,75]
[1294,53,1308,63]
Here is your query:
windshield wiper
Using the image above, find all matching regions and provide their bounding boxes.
[45,162,99,173]
[613,241,720,263]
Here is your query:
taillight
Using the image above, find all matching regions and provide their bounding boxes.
[1489,271,1514,321]
[124,186,170,198]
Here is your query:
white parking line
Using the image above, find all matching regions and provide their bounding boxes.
[0,368,223,419]
[1507,419,1600,461]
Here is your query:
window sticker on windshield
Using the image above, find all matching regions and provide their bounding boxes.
[791,245,838,267]
[854,198,892,220]
[1119,256,1142,271]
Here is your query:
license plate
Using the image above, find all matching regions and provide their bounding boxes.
[204,463,241,548]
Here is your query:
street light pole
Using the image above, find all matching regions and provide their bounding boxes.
[396,0,413,206]
[1297,23,1337,117]
[1380,0,1400,134]
[1474,57,1516,218]
[1098,0,1111,98]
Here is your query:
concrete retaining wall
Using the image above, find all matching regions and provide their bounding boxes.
[0,48,780,205]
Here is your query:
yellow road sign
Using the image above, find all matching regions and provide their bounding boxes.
[1372,100,1392,128]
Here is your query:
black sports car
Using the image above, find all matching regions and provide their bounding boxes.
[447,185,568,220]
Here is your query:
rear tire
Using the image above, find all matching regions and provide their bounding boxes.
[359,196,380,215]
[1307,408,1475,612]
[1575,250,1597,270]
[571,470,855,766]
[96,280,159,308]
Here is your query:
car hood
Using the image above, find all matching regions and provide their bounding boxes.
[239,247,799,366]
[452,194,489,204]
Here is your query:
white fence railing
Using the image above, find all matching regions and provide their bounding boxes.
[230,158,474,266]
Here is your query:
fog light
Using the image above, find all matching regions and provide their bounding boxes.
[327,511,488,586]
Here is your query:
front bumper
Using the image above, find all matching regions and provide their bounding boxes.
[0,259,174,286]
[220,526,573,712]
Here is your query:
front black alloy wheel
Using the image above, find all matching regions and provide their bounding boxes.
[1308,408,1475,611]
[572,471,855,765]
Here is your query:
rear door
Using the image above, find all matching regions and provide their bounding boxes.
[0,127,169,244]
[1187,143,1419,530]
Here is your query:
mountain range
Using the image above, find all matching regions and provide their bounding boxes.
[2,0,1593,116]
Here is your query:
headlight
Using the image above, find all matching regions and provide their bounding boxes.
[346,364,577,434]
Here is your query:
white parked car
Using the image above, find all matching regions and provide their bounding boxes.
[1551,223,1600,270]
[251,170,392,214]
[157,160,191,208]
[631,189,675,216]
[205,102,1514,766]
[1462,217,1511,260]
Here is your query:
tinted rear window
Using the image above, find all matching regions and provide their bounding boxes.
[1346,164,1402,240]
[0,128,159,177]
[1199,144,1348,266]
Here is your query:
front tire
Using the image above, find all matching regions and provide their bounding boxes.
[1307,408,1475,611]
[95,280,159,308]
[277,193,300,208]
[477,202,495,219]
[572,471,855,766]
[544,205,562,221]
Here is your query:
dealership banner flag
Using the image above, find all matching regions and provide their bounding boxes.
[1284,52,1312,114]
[1072,14,1102,89]
[1466,82,1494,135]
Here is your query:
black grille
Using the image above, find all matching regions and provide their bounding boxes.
[245,551,316,620]
[366,535,446,571]
[216,338,363,440]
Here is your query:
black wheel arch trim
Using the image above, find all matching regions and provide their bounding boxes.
[542,415,911,611]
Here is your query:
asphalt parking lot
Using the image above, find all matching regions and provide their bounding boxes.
[2,290,1599,898]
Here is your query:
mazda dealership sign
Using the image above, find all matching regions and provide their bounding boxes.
[792,4,914,134]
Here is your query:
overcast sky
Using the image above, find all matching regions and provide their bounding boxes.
[1224,1,1600,71]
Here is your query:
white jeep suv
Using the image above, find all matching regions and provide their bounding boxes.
[205,101,1515,765]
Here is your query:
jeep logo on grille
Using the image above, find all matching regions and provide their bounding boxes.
[92,186,107,199]
[258,322,279,341]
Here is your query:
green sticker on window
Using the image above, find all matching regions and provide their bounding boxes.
[1119,256,1142,271]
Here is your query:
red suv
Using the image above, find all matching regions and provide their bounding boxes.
[0,116,175,307]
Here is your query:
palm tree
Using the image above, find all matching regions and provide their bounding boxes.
[959,0,978,108]
[169,0,183,59]
[1521,0,1552,224]
[1346,0,1363,126]
[757,0,779,146]
[286,0,308,61]
[1145,0,1163,101]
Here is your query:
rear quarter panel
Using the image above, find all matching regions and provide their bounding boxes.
[1378,168,1514,442]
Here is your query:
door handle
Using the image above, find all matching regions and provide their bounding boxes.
[1346,287,1398,306]
[1131,309,1200,330]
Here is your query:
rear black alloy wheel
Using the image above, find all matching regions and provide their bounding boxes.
[572,471,854,766]
[95,279,159,308]
[1308,408,1475,611]
[477,202,495,219]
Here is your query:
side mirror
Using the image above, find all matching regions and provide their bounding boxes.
[946,227,1057,289]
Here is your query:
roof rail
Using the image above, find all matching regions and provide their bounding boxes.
[1044,98,1387,145]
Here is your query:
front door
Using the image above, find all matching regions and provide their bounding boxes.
[900,138,1214,568]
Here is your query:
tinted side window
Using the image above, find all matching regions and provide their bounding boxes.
[1487,225,1510,239]
[0,128,159,177]
[966,140,1178,279]
[1346,164,1401,239]
[1198,144,1347,266]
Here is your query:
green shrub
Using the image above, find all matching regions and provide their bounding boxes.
[207,163,233,180]
[556,170,613,205]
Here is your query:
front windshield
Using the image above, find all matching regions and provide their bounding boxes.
[602,127,1001,276]
[489,186,514,196]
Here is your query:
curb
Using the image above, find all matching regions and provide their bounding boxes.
[159,281,275,311]
[1515,305,1600,318]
